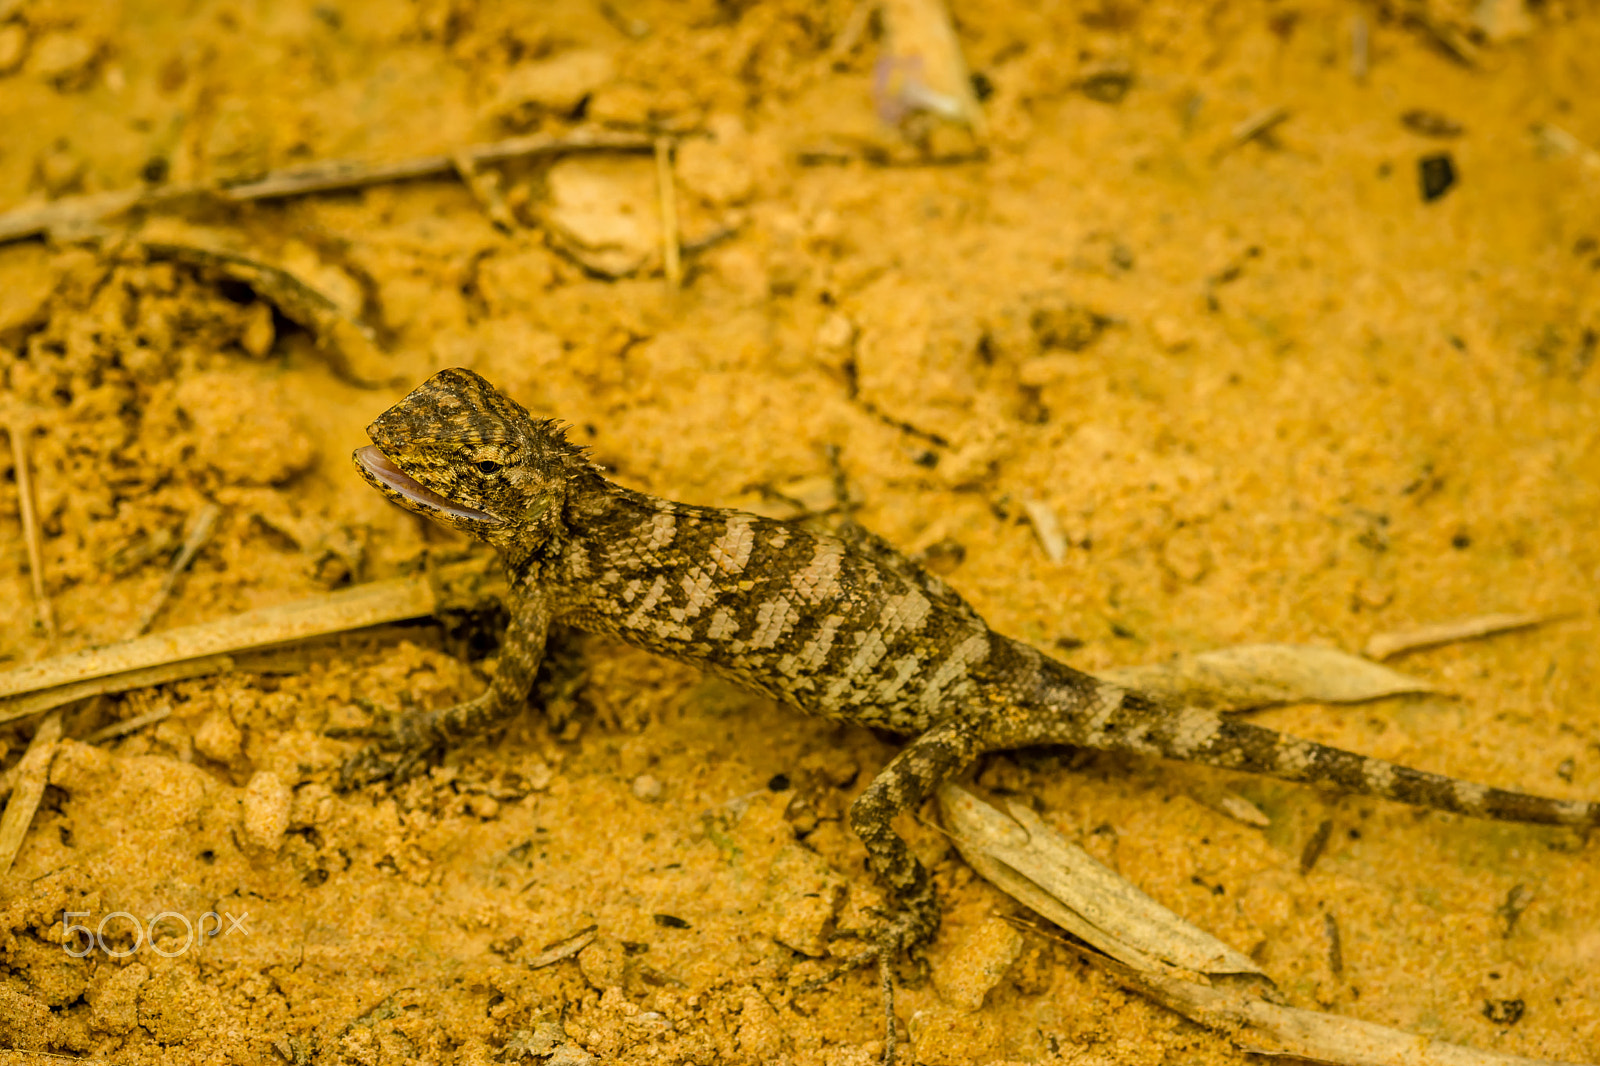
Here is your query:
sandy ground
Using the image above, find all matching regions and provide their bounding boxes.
[1,0,1598,1063]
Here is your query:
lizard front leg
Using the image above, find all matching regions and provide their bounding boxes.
[838,714,983,1063]
[340,588,553,787]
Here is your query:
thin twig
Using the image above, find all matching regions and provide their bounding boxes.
[1363,610,1578,660]
[1351,14,1370,81]
[0,556,500,712]
[84,705,174,744]
[1020,497,1067,564]
[450,150,517,233]
[0,710,62,876]
[1214,106,1291,162]
[128,502,220,637]
[654,138,682,288]
[0,130,659,246]
[8,421,56,640]
[219,128,657,200]
[1534,123,1600,174]
[0,654,235,727]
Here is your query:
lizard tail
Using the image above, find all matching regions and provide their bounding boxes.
[1053,677,1599,827]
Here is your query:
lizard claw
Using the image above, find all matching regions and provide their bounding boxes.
[793,909,926,1064]
[336,707,442,790]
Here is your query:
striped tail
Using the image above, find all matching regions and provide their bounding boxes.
[1055,676,1599,827]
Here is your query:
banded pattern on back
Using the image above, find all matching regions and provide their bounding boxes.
[550,490,990,732]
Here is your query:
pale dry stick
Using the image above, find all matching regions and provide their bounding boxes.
[450,150,517,233]
[1413,13,1482,68]
[83,704,175,744]
[0,557,498,708]
[1020,497,1067,564]
[0,710,62,876]
[598,1,651,39]
[1534,124,1600,175]
[128,502,221,638]
[219,128,657,200]
[0,655,234,727]
[0,129,659,245]
[525,925,600,969]
[654,137,682,288]
[7,421,56,640]
[1351,13,1370,80]
[1363,611,1578,661]
[1214,106,1291,162]
[828,0,876,62]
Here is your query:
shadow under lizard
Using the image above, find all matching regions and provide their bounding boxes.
[349,368,1597,1062]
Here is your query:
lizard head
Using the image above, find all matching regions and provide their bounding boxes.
[354,367,590,550]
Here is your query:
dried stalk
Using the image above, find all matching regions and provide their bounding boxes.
[0,711,62,876]
[0,129,658,246]
[7,422,55,640]
[128,502,220,637]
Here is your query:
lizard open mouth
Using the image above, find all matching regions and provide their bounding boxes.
[354,445,502,524]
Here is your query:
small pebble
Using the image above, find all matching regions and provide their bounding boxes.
[242,771,292,851]
[193,711,242,763]
[934,915,1025,1012]
[631,773,663,801]
[0,24,28,74]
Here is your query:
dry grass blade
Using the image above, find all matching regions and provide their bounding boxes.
[82,704,175,744]
[0,130,658,246]
[220,128,655,201]
[1533,124,1600,174]
[1363,611,1577,660]
[0,186,146,243]
[128,502,221,637]
[0,710,63,875]
[526,925,600,969]
[450,150,517,233]
[1099,643,1439,711]
[0,575,439,710]
[655,138,682,288]
[7,422,56,640]
[0,654,234,727]
[1021,498,1067,563]
[939,785,1264,977]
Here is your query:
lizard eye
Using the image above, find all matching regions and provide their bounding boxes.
[475,459,502,475]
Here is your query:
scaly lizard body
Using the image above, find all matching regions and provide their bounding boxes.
[352,368,1596,1058]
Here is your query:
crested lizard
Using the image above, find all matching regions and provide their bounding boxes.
[350,367,1597,1060]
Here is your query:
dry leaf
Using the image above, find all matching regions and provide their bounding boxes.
[1099,643,1439,712]
[939,784,1263,977]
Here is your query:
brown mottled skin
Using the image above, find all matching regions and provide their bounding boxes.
[352,368,1597,1060]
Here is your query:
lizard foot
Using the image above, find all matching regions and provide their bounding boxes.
[797,908,930,1064]
[336,705,446,790]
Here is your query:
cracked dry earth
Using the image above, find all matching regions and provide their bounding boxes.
[1,1,1598,1064]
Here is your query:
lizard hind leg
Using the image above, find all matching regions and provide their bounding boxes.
[811,714,984,1063]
